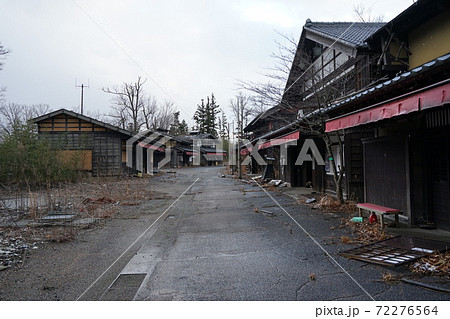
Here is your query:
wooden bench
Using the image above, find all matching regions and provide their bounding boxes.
[356,203,401,229]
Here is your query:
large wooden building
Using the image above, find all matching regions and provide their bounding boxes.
[325,0,450,229]
[32,109,133,177]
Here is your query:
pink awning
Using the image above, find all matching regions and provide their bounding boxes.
[325,82,450,132]
[137,141,165,152]
[258,131,300,150]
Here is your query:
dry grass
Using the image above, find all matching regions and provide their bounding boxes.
[2,226,78,243]
[1,175,170,246]
[312,195,358,214]
[340,219,393,244]
[382,272,399,282]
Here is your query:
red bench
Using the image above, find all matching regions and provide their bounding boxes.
[356,203,401,229]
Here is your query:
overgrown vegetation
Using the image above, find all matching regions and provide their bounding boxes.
[0,124,80,190]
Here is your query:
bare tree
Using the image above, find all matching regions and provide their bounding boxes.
[153,100,176,130]
[142,95,158,130]
[103,76,147,133]
[230,92,254,139]
[0,42,9,71]
[84,109,111,123]
[104,77,178,133]
[353,3,384,22]
[237,31,298,113]
[0,103,51,136]
[0,42,10,103]
[238,29,359,202]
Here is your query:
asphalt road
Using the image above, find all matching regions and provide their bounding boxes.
[78,167,449,301]
[1,167,448,301]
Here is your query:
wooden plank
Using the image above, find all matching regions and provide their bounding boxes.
[58,150,93,170]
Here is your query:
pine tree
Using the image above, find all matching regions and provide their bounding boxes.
[193,93,220,136]
[218,109,229,139]
[178,119,189,135]
[193,99,206,133]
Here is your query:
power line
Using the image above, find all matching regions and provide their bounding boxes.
[71,0,191,120]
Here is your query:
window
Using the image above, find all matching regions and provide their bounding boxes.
[325,144,343,175]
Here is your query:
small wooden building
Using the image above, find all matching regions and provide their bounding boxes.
[32,109,133,177]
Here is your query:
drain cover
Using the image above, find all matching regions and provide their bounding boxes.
[110,273,146,288]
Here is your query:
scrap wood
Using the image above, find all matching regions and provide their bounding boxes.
[82,197,115,205]
[401,278,450,293]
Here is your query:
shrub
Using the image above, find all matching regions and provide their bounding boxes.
[0,124,80,190]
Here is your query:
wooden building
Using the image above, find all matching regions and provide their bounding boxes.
[32,109,133,177]
[325,0,450,229]
[244,20,385,194]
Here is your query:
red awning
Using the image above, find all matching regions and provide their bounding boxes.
[258,131,300,150]
[240,149,250,156]
[326,82,450,132]
[137,141,165,152]
[240,144,252,155]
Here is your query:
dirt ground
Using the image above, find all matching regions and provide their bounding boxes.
[0,174,176,300]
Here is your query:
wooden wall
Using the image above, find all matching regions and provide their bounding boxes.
[38,114,110,133]
[37,114,127,177]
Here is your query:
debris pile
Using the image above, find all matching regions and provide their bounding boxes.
[341,219,393,244]
[0,237,36,270]
[82,197,115,205]
[411,251,450,277]
[310,195,358,214]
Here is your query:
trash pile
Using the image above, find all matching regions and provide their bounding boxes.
[0,237,37,271]
[411,251,450,277]
[310,195,358,214]
[341,219,393,244]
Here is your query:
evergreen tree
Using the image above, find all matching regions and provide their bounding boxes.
[218,109,229,140]
[178,119,189,135]
[193,99,206,133]
[193,93,220,136]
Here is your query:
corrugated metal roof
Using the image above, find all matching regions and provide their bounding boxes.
[304,22,385,47]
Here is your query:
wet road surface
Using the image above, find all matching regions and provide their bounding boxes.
[77,167,449,301]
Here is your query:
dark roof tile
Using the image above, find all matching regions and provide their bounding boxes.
[305,22,385,47]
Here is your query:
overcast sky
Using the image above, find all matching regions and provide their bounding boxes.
[0,0,414,126]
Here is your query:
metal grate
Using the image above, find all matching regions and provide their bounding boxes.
[340,236,449,267]
[426,107,450,128]
[340,242,425,266]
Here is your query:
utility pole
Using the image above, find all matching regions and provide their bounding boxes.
[76,83,89,114]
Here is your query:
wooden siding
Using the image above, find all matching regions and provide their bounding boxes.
[38,114,111,133]
[58,150,93,170]
[37,113,128,177]
[363,137,408,217]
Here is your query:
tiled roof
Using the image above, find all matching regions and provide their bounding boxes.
[304,21,385,47]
